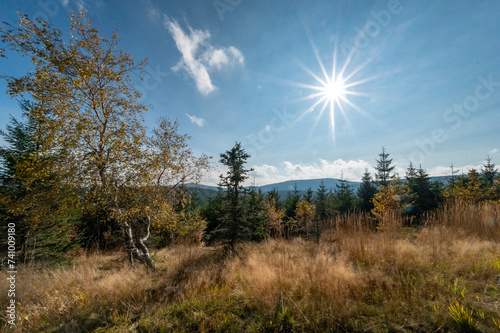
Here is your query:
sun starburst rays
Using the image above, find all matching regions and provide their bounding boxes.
[286,46,376,143]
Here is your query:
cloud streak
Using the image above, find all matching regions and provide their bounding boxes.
[186,113,205,127]
[164,16,244,95]
[148,8,160,23]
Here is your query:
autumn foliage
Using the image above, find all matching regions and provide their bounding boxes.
[0,11,211,267]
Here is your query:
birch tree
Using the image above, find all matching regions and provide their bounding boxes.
[1,11,211,268]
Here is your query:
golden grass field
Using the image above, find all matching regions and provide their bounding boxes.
[1,202,500,332]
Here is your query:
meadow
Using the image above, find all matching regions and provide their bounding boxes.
[1,201,499,332]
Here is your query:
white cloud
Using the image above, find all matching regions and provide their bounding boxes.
[186,113,205,127]
[164,16,244,95]
[250,159,375,186]
[204,46,243,71]
[426,165,453,177]
[489,148,498,155]
[205,49,228,71]
[427,164,483,177]
[202,166,225,186]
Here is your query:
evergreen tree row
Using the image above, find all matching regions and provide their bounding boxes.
[198,144,500,247]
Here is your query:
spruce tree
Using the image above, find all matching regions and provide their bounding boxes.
[267,188,281,209]
[465,169,483,201]
[481,156,497,188]
[213,142,253,249]
[406,162,418,186]
[357,168,377,212]
[0,112,37,189]
[412,166,439,217]
[187,189,201,211]
[315,181,329,221]
[243,188,268,241]
[334,178,357,213]
[303,187,314,203]
[0,110,39,260]
[375,147,395,187]
[284,183,301,220]
[201,189,225,244]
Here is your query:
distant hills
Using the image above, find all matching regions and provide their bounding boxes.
[186,175,456,203]
[257,178,361,192]
[186,178,360,203]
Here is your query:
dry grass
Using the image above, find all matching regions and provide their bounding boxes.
[427,200,500,240]
[1,202,500,332]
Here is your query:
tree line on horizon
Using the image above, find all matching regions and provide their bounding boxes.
[196,143,500,249]
[1,11,499,268]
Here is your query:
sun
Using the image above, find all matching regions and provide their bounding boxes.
[322,76,346,103]
[287,42,373,143]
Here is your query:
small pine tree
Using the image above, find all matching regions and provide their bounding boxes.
[334,178,357,213]
[406,162,418,186]
[444,169,483,202]
[481,156,497,188]
[201,189,225,244]
[267,188,282,209]
[315,181,329,221]
[243,188,268,241]
[284,183,301,220]
[357,168,377,212]
[0,113,38,188]
[375,147,395,187]
[464,169,483,202]
[212,142,253,249]
[407,166,441,220]
[188,189,201,211]
[303,187,314,203]
[0,110,40,260]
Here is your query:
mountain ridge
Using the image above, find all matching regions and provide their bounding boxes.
[188,176,452,192]
[185,175,455,202]
[186,177,360,193]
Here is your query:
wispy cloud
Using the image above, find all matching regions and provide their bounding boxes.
[76,0,86,11]
[186,113,205,127]
[148,8,160,23]
[164,16,244,95]
[61,0,86,11]
[489,148,498,155]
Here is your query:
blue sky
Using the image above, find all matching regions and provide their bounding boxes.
[1,0,499,185]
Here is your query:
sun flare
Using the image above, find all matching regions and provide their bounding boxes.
[322,77,346,103]
[288,42,373,143]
